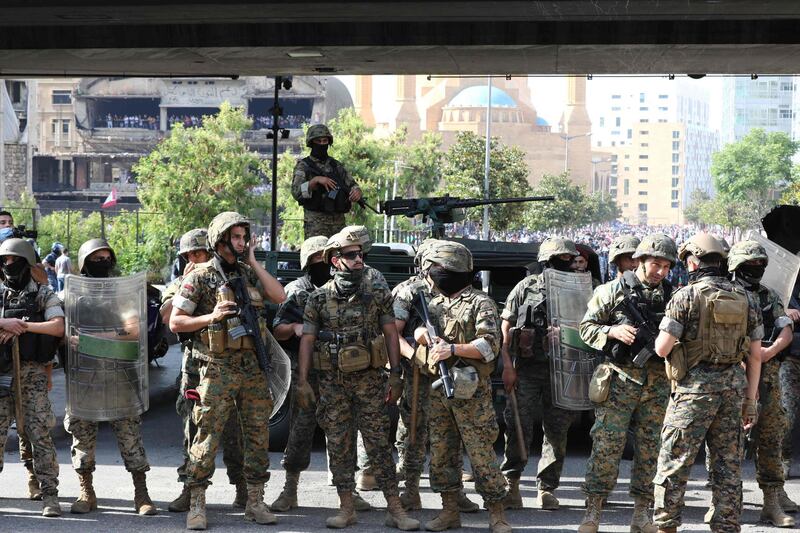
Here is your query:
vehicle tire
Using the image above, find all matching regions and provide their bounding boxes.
[269,392,292,452]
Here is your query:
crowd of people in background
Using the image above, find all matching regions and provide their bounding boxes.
[99,113,159,130]
[251,114,308,130]
[96,112,310,131]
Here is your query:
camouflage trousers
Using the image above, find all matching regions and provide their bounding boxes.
[176,353,243,484]
[501,361,575,490]
[429,376,507,503]
[780,356,800,465]
[395,363,432,479]
[752,360,788,488]
[654,388,744,533]
[0,361,59,496]
[281,368,320,473]
[187,351,272,488]
[65,413,149,473]
[303,210,346,240]
[583,363,670,500]
[317,368,398,496]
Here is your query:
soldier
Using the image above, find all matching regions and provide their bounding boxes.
[577,234,677,533]
[498,237,579,511]
[413,241,511,533]
[0,238,63,517]
[727,240,796,527]
[162,229,246,513]
[291,124,363,239]
[169,212,286,530]
[652,233,763,533]
[781,281,800,479]
[64,238,157,516]
[607,234,641,278]
[294,228,418,530]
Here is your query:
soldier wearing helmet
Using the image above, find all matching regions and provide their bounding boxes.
[577,234,677,533]
[412,241,511,533]
[64,238,158,517]
[0,238,64,518]
[162,228,247,514]
[169,211,286,530]
[608,234,641,278]
[726,240,796,526]
[496,237,579,513]
[291,124,363,239]
[652,233,764,533]
[294,228,418,531]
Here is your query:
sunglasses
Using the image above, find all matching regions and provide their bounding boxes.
[338,250,364,260]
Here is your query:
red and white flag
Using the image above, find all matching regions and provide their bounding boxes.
[101,187,118,208]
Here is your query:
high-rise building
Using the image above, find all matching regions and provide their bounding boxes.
[589,78,718,224]
[722,76,794,145]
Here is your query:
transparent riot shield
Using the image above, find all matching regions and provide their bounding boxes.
[746,231,800,308]
[545,269,601,410]
[265,328,291,416]
[65,272,148,421]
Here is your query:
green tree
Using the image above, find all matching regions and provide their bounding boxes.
[524,173,615,230]
[440,131,531,232]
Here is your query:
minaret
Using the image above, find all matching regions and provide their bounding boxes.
[354,75,375,127]
[392,75,421,140]
[561,76,592,188]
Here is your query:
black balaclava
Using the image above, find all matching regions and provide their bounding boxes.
[429,266,473,297]
[84,258,114,278]
[2,258,31,289]
[688,265,723,283]
[735,264,767,289]
[310,143,329,161]
[309,261,332,287]
[546,256,575,273]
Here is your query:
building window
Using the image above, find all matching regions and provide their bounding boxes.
[640,130,649,135]
[638,167,648,172]
[638,179,648,184]
[672,130,680,138]
[61,120,70,135]
[640,107,648,111]
[671,201,679,208]
[672,141,680,150]
[672,178,679,187]
[627,129,632,139]
[51,119,58,135]
[639,154,648,159]
[671,190,679,200]
[615,117,621,127]
[624,166,629,171]
[672,153,680,163]
[781,81,793,91]
[638,203,648,211]
[780,109,792,119]
[672,165,680,175]
[599,117,605,127]
[612,94,621,100]
[52,90,72,105]
[658,106,668,112]
[638,191,648,196]
[624,154,630,159]
[640,142,649,147]
[659,94,669,99]
[639,93,645,103]
[624,179,630,195]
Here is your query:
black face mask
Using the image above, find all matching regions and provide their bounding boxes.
[84,258,114,278]
[429,267,473,296]
[310,143,329,161]
[547,257,574,273]
[2,259,30,289]
[308,262,332,287]
[688,265,722,283]
[736,264,767,288]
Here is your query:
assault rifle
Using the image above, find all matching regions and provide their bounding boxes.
[229,277,272,375]
[379,195,554,238]
[416,292,454,399]
[609,271,659,368]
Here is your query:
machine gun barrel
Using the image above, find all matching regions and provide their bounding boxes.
[378,195,554,218]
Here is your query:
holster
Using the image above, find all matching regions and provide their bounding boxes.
[338,342,371,373]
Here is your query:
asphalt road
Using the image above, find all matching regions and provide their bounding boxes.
[1,400,798,532]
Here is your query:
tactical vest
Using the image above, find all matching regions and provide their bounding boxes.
[511,300,548,362]
[431,291,495,378]
[1,286,60,363]
[608,277,672,364]
[299,157,352,214]
[676,279,750,368]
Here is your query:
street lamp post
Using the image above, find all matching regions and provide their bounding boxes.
[560,132,592,173]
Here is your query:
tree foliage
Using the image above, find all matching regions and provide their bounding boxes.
[524,173,620,231]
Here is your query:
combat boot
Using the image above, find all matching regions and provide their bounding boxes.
[537,489,559,510]
[357,470,379,491]
[425,491,461,532]
[779,486,798,513]
[233,478,248,508]
[761,487,796,527]
[385,494,420,531]
[26,464,42,500]
[70,471,97,514]
[457,490,479,513]
[578,495,604,533]
[486,500,513,533]
[326,491,357,528]
[630,496,657,533]
[132,471,158,515]
[42,494,62,517]
[168,484,190,512]
[244,483,278,525]
[502,478,523,510]
[270,471,299,512]
[353,491,372,512]
[186,486,207,530]
[400,476,421,511]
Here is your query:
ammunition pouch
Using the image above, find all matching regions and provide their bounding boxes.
[665,342,688,382]
[204,323,227,354]
[510,327,537,358]
[451,365,479,400]
[338,342,371,373]
[370,334,389,369]
[588,362,614,403]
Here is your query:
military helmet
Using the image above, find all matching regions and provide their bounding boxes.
[632,233,678,265]
[537,237,579,263]
[424,241,473,273]
[608,235,641,264]
[300,236,329,270]
[208,212,250,250]
[306,124,333,147]
[340,225,372,254]
[323,229,364,264]
[678,233,728,262]
[718,237,732,254]
[78,238,116,273]
[178,228,209,256]
[51,242,64,254]
[414,238,440,269]
[727,240,769,272]
[0,238,36,267]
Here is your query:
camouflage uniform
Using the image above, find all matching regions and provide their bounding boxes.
[780,286,800,471]
[65,413,149,472]
[500,273,575,492]
[173,259,273,488]
[579,277,671,501]
[653,275,763,532]
[291,157,360,239]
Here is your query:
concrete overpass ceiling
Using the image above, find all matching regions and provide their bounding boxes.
[3,1,800,75]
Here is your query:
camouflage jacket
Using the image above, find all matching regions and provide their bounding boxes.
[501,273,548,362]
[428,286,500,365]
[273,275,316,329]
[392,274,430,338]
[291,155,360,205]
[172,258,262,362]
[659,275,763,393]
[753,284,792,383]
